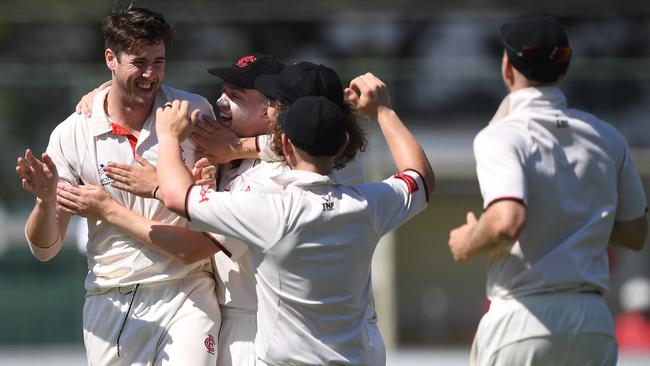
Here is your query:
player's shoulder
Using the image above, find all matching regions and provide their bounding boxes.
[49,110,89,139]
[567,107,626,142]
[161,85,209,106]
[475,116,528,147]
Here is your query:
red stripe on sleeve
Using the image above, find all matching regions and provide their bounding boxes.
[394,172,419,194]
[203,232,233,257]
[484,197,526,211]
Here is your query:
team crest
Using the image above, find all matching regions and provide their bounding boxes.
[204,334,215,355]
[236,55,257,68]
[98,163,113,186]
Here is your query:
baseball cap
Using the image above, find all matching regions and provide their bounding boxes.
[254,61,344,106]
[500,14,572,83]
[278,96,346,157]
[207,54,285,89]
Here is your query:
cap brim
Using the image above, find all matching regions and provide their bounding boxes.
[207,67,253,89]
[254,74,282,101]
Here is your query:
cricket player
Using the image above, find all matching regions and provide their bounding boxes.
[448,14,648,365]
[16,6,221,365]
[154,72,435,365]
[78,58,380,365]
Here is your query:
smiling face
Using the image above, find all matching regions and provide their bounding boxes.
[216,82,270,137]
[106,41,165,109]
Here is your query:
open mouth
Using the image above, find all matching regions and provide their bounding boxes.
[217,112,233,127]
[136,82,155,93]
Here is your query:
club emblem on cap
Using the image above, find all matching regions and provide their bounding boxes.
[236,55,257,68]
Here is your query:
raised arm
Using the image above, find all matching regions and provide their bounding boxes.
[16,149,71,261]
[155,100,198,216]
[346,73,435,196]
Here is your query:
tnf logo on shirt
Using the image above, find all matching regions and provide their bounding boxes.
[321,193,335,212]
[98,163,113,186]
[204,334,215,355]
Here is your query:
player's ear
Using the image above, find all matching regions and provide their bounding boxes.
[105,48,117,71]
[501,51,515,88]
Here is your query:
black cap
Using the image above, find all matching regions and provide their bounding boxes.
[278,96,346,157]
[207,54,285,89]
[254,61,344,106]
[500,14,571,83]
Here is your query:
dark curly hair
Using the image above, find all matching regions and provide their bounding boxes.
[102,4,174,57]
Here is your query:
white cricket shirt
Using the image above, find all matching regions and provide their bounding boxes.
[475,86,647,300]
[213,147,369,311]
[46,86,216,292]
[187,168,428,365]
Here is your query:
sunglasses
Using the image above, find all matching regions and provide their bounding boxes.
[503,40,572,64]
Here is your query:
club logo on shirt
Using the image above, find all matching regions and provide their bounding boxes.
[98,163,113,186]
[322,193,335,212]
[556,118,569,128]
[204,334,215,355]
[198,187,212,203]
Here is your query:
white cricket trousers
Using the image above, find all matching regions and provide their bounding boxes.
[471,292,617,366]
[83,272,221,366]
[216,307,257,366]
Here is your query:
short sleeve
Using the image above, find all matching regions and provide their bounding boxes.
[362,169,429,237]
[474,127,528,209]
[185,186,286,252]
[45,118,81,186]
[615,140,647,220]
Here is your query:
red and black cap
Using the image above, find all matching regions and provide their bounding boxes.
[207,54,285,89]
[278,96,346,157]
[500,14,572,83]
[254,61,344,106]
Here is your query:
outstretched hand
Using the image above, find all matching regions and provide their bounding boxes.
[16,149,59,202]
[345,72,392,120]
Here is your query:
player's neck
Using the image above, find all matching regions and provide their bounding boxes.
[105,88,152,133]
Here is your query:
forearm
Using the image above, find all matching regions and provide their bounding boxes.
[157,137,195,215]
[376,107,435,195]
[102,201,218,264]
[465,218,517,260]
[237,136,261,160]
[25,198,66,261]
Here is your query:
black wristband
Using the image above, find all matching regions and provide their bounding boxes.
[152,185,160,199]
